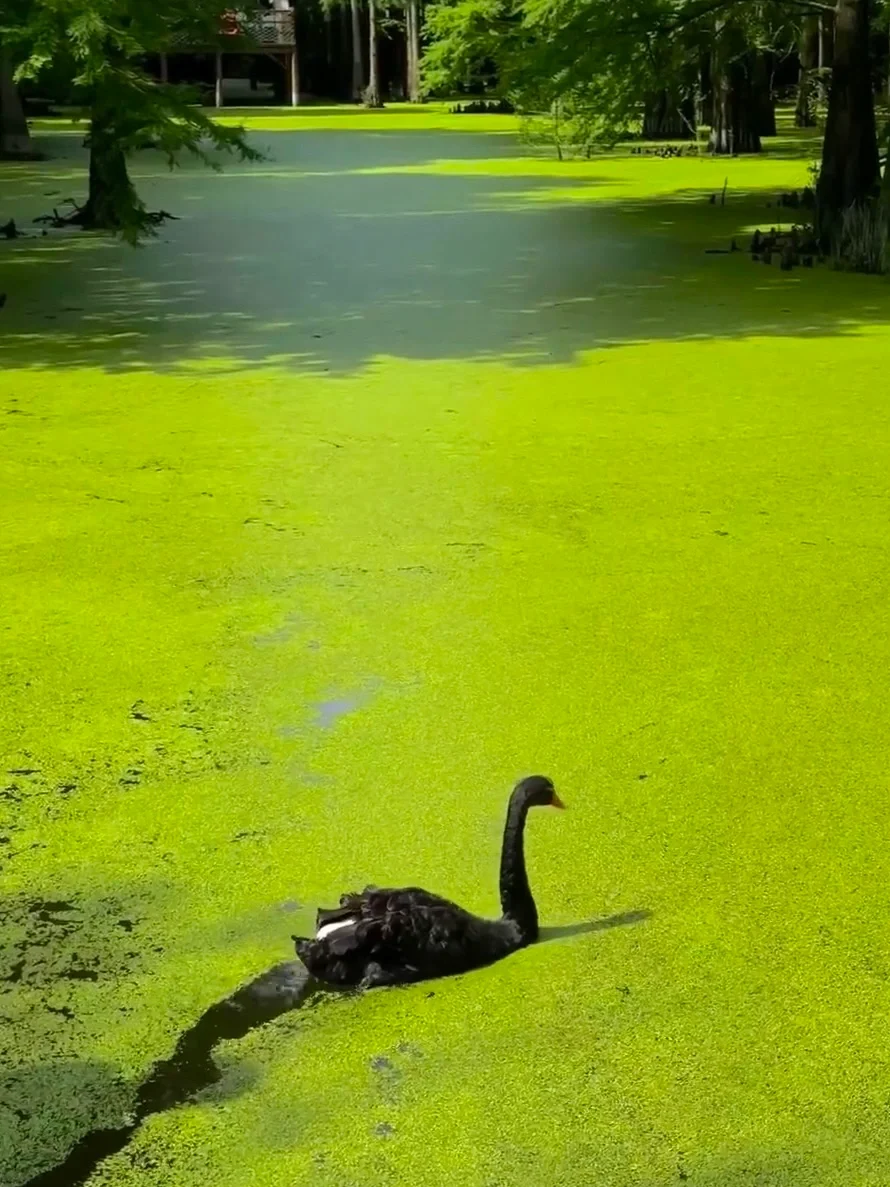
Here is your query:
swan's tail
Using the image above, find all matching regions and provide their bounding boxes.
[292,935,317,968]
[292,934,360,987]
[316,901,360,930]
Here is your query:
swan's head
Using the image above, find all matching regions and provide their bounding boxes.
[516,774,565,810]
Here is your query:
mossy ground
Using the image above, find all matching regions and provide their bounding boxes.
[2,109,890,1186]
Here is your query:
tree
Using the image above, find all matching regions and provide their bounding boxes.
[350,0,365,98]
[0,47,33,156]
[642,87,696,140]
[818,6,834,72]
[425,0,883,229]
[405,0,422,100]
[708,19,762,154]
[4,0,261,240]
[795,13,819,126]
[817,0,879,236]
[753,50,775,136]
[364,0,383,104]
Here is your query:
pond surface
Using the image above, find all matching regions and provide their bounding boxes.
[2,123,890,1186]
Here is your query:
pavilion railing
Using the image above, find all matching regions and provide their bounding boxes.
[168,10,295,50]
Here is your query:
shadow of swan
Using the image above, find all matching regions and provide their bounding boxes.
[23,911,651,1185]
[22,962,332,1187]
[538,908,652,943]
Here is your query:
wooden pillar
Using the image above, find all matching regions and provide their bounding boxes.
[160,52,169,84]
[289,49,299,106]
[215,52,223,108]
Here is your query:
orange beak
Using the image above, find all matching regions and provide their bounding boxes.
[551,792,566,809]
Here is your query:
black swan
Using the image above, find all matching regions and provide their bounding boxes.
[292,775,564,988]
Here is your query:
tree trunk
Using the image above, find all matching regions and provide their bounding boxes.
[364,0,383,106]
[696,55,708,133]
[0,50,33,158]
[405,0,414,102]
[818,0,879,234]
[817,9,835,104]
[338,5,349,99]
[819,11,835,70]
[79,105,146,236]
[406,0,422,103]
[754,52,776,137]
[795,15,819,127]
[708,25,761,155]
[324,6,333,69]
[642,90,695,139]
[289,47,299,107]
[350,0,365,101]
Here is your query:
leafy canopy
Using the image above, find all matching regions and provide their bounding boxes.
[2,0,263,239]
[424,0,819,135]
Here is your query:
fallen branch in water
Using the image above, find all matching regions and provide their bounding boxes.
[33,198,179,232]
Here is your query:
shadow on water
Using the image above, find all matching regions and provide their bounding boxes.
[18,909,650,1184]
[538,908,652,943]
[2,129,889,380]
[20,961,331,1187]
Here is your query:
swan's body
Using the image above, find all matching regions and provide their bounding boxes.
[293,775,563,989]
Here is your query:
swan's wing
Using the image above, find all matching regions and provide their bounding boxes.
[301,887,487,986]
[359,886,462,914]
[323,916,383,956]
[345,894,482,958]
[317,887,459,923]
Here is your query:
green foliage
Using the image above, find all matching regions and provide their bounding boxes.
[422,0,514,96]
[2,0,263,240]
[833,200,889,274]
[94,72,263,174]
[424,0,806,150]
[423,0,656,148]
[518,92,633,158]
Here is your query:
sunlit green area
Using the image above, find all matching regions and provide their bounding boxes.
[27,102,521,135]
[3,114,890,1186]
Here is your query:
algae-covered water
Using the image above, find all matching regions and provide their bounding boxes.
[2,112,890,1185]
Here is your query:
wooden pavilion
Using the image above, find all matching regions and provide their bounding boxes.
[162,7,299,107]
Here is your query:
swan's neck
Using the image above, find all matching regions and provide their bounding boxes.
[499,793,538,942]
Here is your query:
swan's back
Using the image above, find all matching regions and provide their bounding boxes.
[295,885,520,987]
